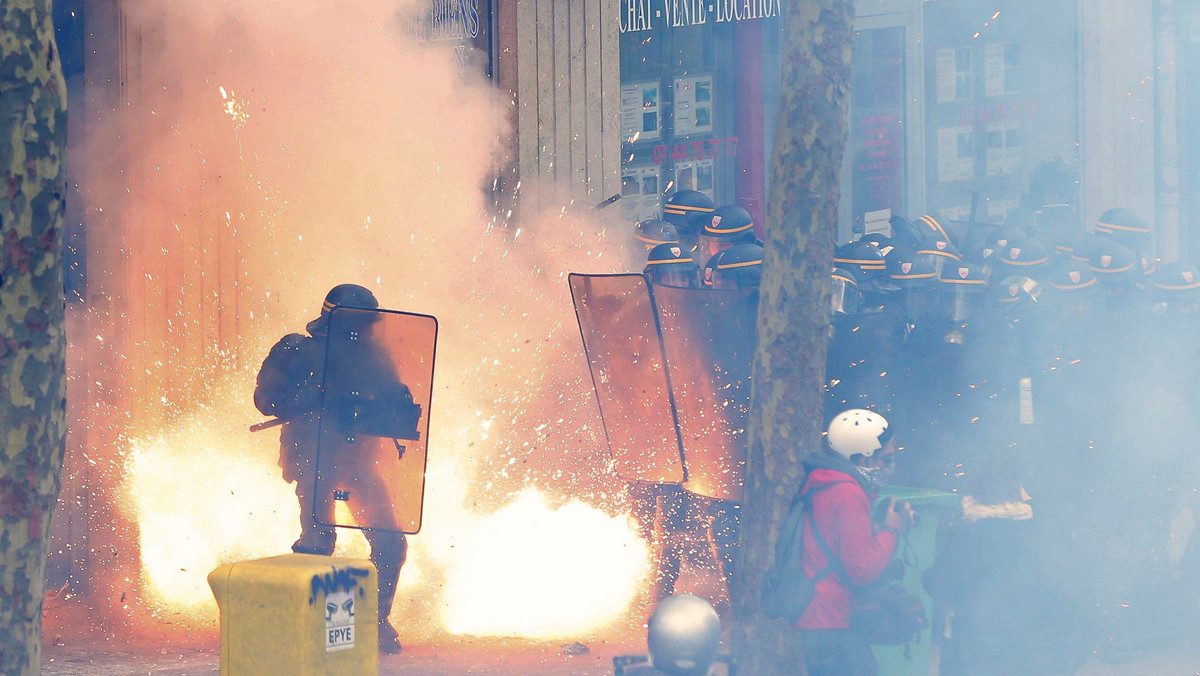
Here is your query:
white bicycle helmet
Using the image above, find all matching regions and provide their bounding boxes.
[826,409,892,460]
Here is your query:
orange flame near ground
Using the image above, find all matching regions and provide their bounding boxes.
[124,379,652,640]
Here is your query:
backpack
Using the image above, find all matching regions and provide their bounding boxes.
[254,333,321,418]
[850,579,928,648]
[761,480,852,622]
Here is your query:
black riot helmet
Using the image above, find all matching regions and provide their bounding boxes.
[1088,238,1141,285]
[914,214,964,250]
[859,232,891,248]
[1045,258,1097,293]
[888,216,925,249]
[307,283,379,334]
[915,237,963,277]
[712,242,764,290]
[1088,237,1151,310]
[886,244,938,327]
[645,243,699,289]
[662,190,716,234]
[634,218,678,249]
[984,225,1027,253]
[996,235,1051,276]
[831,266,861,315]
[699,205,756,268]
[1150,261,1200,312]
[1095,207,1152,254]
[885,243,938,287]
[1043,258,1099,315]
[834,240,890,288]
[992,275,1043,317]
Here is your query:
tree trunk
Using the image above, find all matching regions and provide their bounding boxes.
[730,1,854,674]
[0,1,69,674]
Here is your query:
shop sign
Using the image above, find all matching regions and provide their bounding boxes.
[621,0,781,33]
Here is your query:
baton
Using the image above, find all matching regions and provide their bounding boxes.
[250,418,286,433]
[593,193,622,210]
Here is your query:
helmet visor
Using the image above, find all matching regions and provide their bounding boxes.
[650,265,698,289]
[831,278,860,314]
[698,233,734,268]
[939,284,983,323]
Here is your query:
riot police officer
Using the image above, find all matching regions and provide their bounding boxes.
[709,242,763,291]
[662,190,716,257]
[635,218,679,251]
[645,243,699,289]
[1150,261,1200,313]
[254,284,409,654]
[697,205,756,270]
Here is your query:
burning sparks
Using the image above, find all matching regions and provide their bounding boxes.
[218,86,249,129]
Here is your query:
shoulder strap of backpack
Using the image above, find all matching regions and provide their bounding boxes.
[798,479,855,582]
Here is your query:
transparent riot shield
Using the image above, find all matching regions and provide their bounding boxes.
[313,306,437,534]
[651,286,758,501]
[569,273,685,484]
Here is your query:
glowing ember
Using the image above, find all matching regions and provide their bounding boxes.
[441,489,650,638]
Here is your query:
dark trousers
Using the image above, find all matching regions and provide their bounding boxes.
[801,629,878,676]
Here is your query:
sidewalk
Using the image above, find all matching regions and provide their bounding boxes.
[41,637,1200,676]
[42,639,630,676]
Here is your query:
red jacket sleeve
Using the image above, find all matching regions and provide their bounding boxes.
[813,482,897,586]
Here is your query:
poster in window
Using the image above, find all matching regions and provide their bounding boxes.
[673,159,715,199]
[622,164,664,223]
[937,126,974,183]
[936,47,972,103]
[621,81,661,142]
[985,120,1021,176]
[673,75,714,136]
[984,42,1020,97]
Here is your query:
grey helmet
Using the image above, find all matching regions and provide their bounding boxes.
[647,594,723,676]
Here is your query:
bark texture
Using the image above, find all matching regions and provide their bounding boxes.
[730,1,854,674]
[0,1,68,673]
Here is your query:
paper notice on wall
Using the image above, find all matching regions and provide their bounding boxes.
[864,209,892,237]
[937,126,974,183]
[673,75,713,136]
[621,164,664,224]
[985,120,1021,176]
[984,43,1005,97]
[674,159,715,197]
[936,48,957,103]
[621,81,661,142]
[937,47,972,102]
[985,42,1019,97]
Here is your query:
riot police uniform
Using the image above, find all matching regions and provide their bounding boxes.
[254,284,409,654]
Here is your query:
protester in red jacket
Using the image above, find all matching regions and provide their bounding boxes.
[796,409,913,676]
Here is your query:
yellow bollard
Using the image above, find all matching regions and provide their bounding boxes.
[208,553,380,676]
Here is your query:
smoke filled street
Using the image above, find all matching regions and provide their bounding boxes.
[2,0,1200,674]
